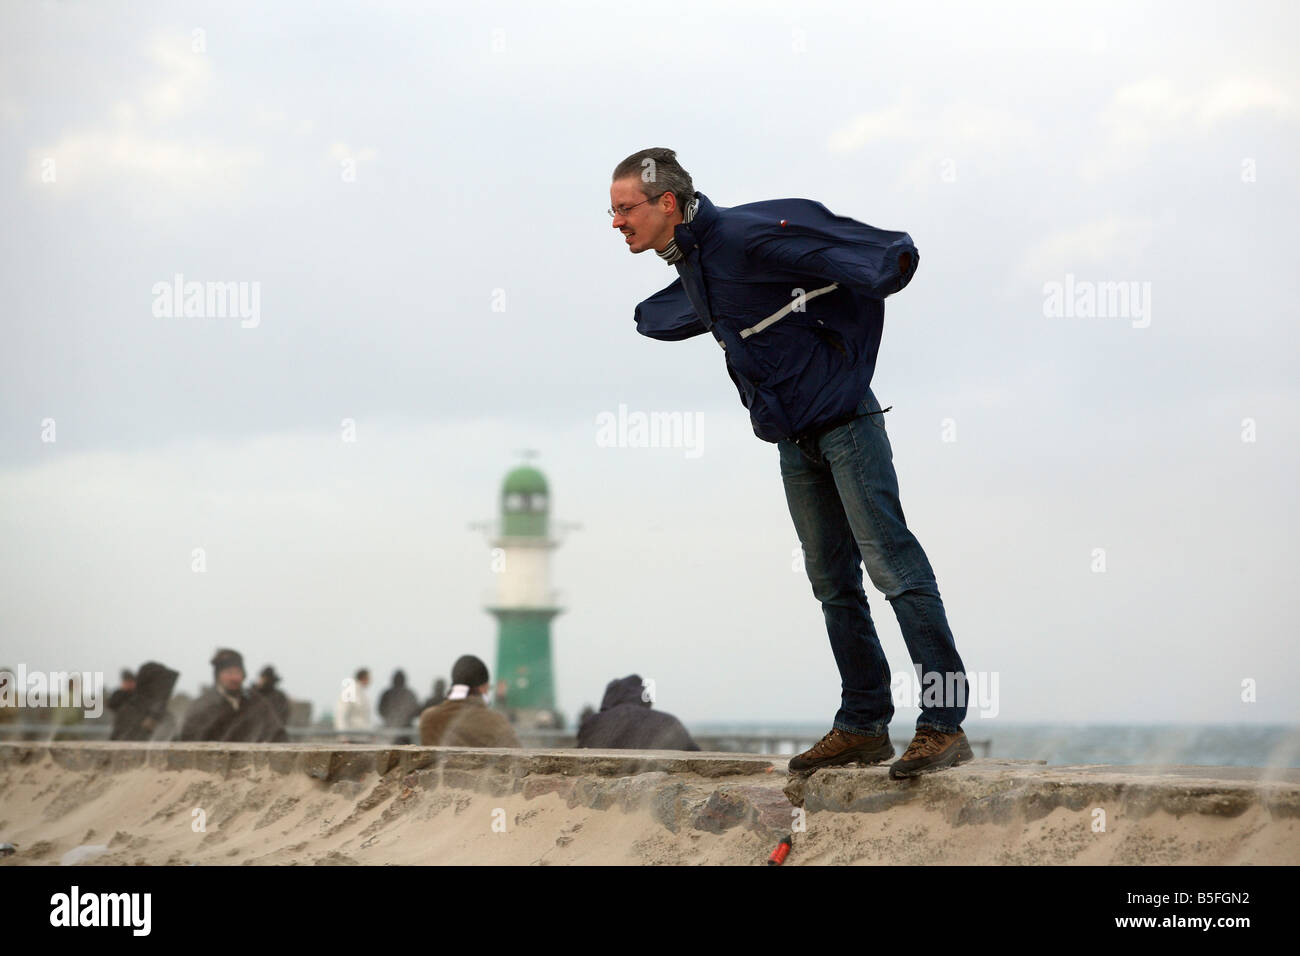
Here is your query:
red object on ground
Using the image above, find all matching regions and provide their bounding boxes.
[767,835,793,866]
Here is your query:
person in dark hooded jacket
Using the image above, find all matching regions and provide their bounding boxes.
[576,674,700,751]
[379,670,421,727]
[110,661,179,741]
[379,669,421,744]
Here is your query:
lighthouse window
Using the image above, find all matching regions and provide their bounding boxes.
[530,493,547,511]
[505,492,525,510]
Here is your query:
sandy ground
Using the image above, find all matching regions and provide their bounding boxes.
[2,750,1297,865]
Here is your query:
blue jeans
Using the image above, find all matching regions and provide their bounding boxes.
[779,386,968,736]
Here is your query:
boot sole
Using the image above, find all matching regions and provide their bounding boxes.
[888,740,974,779]
[788,740,895,774]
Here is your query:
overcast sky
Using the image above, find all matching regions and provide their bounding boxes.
[2,0,1297,728]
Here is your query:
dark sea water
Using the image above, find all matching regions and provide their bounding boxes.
[688,722,1300,768]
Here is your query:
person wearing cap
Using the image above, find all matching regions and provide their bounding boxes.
[418,655,520,749]
[178,648,288,742]
[250,665,292,728]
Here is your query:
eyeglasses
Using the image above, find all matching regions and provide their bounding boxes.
[608,192,663,218]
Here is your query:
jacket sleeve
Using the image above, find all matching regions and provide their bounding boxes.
[743,203,920,299]
[633,277,709,341]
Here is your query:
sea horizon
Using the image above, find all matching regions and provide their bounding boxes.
[685,721,1300,768]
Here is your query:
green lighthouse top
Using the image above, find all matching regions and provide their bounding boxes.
[502,465,548,497]
[501,465,549,537]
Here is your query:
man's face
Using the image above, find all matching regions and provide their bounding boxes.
[217,666,244,693]
[610,176,680,254]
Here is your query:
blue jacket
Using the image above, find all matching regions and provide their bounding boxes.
[633,191,919,443]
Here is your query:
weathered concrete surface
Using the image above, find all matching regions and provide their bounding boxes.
[784,758,1300,821]
[0,741,776,781]
[1,744,1297,865]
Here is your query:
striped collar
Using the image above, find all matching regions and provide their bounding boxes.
[657,195,700,265]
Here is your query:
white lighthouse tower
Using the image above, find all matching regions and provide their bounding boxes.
[475,452,576,727]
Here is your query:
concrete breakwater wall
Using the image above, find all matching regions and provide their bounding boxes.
[1,743,1297,865]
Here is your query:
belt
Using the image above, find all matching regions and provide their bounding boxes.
[791,405,893,445]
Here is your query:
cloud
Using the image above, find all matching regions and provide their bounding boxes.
[328,142,379,162]
[253,104,314,136]
[1080,74,1296,180]
[24,32,261,198]
[253,104,289,127]
[29,129,262,193]
[138,33,211,123]
[1197,76,1294,125]
[1017,214,1158,282]
[827,92,1038,188]
[826,99,918,154]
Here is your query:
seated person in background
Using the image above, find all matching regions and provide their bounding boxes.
[577,674,700,751]
[418,655,520,749]
[179,648,287,743]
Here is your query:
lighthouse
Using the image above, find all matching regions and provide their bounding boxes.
[481,457,568,729]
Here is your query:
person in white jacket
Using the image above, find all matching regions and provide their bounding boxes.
[334,668,372,733]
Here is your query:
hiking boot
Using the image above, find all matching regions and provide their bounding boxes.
[788,727,894,773]
[889,727,974,779]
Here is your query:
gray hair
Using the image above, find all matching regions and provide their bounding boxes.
[612,147,695,214]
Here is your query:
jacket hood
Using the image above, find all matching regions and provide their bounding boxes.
[134,662,179,708]
[600,674,650,711]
